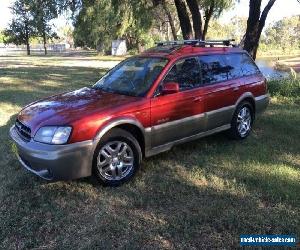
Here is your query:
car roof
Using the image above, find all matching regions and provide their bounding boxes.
[140,44,245,60]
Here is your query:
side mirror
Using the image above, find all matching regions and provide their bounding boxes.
[162,82,179,95]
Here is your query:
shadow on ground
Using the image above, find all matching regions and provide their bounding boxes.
[0,102,299,249]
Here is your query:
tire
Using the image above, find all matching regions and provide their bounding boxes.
[93,128,142,186]
[228,101,254,140]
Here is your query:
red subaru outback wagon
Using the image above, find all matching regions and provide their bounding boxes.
[10,40,269,186]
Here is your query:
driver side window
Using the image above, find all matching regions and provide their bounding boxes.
[163,57,201,91]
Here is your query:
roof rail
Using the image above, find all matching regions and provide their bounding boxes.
[155,39,236,47]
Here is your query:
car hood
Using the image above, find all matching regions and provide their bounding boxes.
[17,87,140,134]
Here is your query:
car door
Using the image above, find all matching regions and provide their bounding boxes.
[198,54,240,130]
[150,57,206,147]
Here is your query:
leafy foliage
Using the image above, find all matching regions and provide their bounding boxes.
[4,0,59,55]
[57,25,74,46]
[263,15,300,51]
[206,17,247,43]
[73,0,154,52]
[4,0,35,54]
[268,78,300,99]
[199,0,233,20]
[30,0,59,54]
[0,30,7,43]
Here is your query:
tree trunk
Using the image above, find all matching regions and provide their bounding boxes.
[162,0,177,40]
[25,22,30,56]
[243,0,276,60]
[43,29,47,55]
[186,0,202,39]
[202,2,214,40]
[26,42,30,55]
[174,0,193,40]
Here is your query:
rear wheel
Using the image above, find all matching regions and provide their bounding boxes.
[228,101,254,139]
[93,128,142,186]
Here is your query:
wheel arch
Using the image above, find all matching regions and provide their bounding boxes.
[93,117,147,156]
[235,92,256,114]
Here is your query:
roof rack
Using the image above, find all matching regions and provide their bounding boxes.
[155,39,236,47]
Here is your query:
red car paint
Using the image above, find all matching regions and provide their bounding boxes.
[17,45,267,144]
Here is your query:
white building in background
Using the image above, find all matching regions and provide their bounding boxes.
[112,40,127,56]
[47,44,67,52]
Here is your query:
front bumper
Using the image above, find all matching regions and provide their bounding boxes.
[9,125,94,180]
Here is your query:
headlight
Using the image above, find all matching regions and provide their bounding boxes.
[34,126,72,144]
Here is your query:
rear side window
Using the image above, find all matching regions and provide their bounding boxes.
[198,55,230,84]
[198,53,261,85]
[222,53,260,79]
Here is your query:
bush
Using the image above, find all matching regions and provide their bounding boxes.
[268,77,300,98]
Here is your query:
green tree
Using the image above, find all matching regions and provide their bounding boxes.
[201,0,234,40]
[54,0,82,14]
[58,25,74,47]
[206,17,247,42]
[4,0,35,55]
[0,30,6,43]
[263,15,300,51]
[30,0,58,55]
[73,0,119,51]
[73,0,154,52]
[231,16,247,43]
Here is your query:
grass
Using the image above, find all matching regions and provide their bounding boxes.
[0,53,299,249]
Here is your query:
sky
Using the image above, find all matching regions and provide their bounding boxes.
[0,0,71,30]
[220,0,300,25]
[0,0,300,30]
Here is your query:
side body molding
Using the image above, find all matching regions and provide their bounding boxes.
[91,92,266,159]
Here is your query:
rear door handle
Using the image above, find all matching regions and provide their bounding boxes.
[233,87,240,92]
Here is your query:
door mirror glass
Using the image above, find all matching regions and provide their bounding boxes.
[162,82,179,95]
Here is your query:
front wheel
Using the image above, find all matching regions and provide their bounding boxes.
[228,101,254,139]
[93,128,142,186]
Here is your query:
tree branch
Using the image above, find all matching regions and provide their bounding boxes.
[202,1,214,40]
[259,0,276,31]
[186,0,202,39]
[174,0,193,39]
[162,0,177,40]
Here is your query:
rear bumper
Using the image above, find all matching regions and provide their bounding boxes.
[255,94,270,114]
[9,125,94,180]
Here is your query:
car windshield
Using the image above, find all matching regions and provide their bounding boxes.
[93,57,168,97]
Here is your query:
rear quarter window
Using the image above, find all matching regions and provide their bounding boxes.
[222,53,261,79]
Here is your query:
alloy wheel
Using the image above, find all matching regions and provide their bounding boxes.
[97,141,134,181]
[237,106,252,137]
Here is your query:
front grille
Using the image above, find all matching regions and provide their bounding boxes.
[15,119,31,141]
